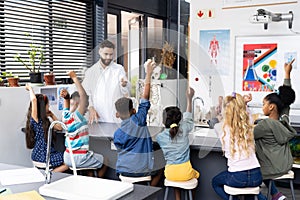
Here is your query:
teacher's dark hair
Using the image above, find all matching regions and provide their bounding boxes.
[99,40,115,49]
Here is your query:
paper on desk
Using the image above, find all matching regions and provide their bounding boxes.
[0,190,45,200]
[0,168,44,186]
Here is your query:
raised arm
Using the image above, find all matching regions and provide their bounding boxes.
[180,87,195,133]
[119,68,131,97]
[68,71,88,115]
[26,84,38,122]
[60,89,70,110]
[280,58,295,119]
[186,87,195,113]
[143,59,156,100]
[284,58,294,81]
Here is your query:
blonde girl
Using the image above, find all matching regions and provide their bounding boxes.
[212,92,263,200]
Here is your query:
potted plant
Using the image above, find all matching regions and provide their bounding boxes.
[2,72,19,87]
[0,77,4,87]
[44,72,56,85]
[14,33,45,84]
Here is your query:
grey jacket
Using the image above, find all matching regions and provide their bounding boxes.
[254,79,297,179]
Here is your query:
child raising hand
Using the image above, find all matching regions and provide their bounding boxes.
[60,71,107,177]
[212,92,263,200]
[113,59,161,186]
[25,84,68,172]
[254,59,297,200]
[156,87,200,200]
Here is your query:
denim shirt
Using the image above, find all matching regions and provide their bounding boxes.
[114,99,154,175]
[156,112,194,165]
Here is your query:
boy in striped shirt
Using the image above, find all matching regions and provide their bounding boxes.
[60,71,107,177]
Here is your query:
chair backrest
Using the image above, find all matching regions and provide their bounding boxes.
[69,167,97,171]
[274,170,294,180]
[224,185,260,195]
[32,161,51,169]
[119,175,151,183]
[164,178,198,190]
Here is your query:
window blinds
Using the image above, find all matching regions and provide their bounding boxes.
[0,0,94,84]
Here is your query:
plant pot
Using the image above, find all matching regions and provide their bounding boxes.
[29,72,43,84]
[7,77,19,87]
[44,73,56,85]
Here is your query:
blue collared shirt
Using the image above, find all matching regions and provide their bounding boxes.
[114,99,154,175]
[156,112,194,165]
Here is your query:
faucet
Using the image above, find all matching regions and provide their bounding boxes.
[45,120,68,184]
[192,97,204,123]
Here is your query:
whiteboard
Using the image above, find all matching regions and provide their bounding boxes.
[234,35,300,109]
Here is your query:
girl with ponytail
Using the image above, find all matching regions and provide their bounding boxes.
[156,87,199,200]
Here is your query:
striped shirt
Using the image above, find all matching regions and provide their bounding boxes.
[62,109,89,154]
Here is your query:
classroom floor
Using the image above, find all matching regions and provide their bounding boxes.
[260,181,300,199]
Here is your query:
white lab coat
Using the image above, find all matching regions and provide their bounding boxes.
[82,60,130,123]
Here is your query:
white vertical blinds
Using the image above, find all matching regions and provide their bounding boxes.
[0,0,94,84]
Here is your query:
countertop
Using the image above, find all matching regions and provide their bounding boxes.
[88,122,222,152]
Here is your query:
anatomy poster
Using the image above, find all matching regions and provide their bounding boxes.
[242,43,278,92]
[235,35,300,108]
[199,29,230,75]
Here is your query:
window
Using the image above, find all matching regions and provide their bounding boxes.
[0,0,94,84]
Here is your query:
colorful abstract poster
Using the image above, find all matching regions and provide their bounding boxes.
[41,88,57,105]
[242,43,277,92]
[235,35,300,109]
[199,29,230,75]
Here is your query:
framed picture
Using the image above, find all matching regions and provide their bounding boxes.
[223,0,297,9]
[41,88,57,105]
[199,29,230,75]
[234,35,300,108]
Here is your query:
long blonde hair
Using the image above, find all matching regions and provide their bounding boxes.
[221,93,255,158]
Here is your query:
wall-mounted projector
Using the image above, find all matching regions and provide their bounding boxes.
[250,9,293,30]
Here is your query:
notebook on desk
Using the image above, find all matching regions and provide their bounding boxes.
[0,168,44,186]
[39,175,134,200]
[0,190,45,200]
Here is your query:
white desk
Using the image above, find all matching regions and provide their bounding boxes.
[0,163,162,200]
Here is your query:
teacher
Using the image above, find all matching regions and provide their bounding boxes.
[82,40,130,123]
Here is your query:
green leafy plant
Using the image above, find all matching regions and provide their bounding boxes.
[14,33,45,73]
[1,72,18,78]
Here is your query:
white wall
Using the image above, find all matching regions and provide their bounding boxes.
[189,0,300,117]
[0,87,32,166]
[0,85,74,167]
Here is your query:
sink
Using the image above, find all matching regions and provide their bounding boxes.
[192,128,217,138]
[39,175,134,200]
